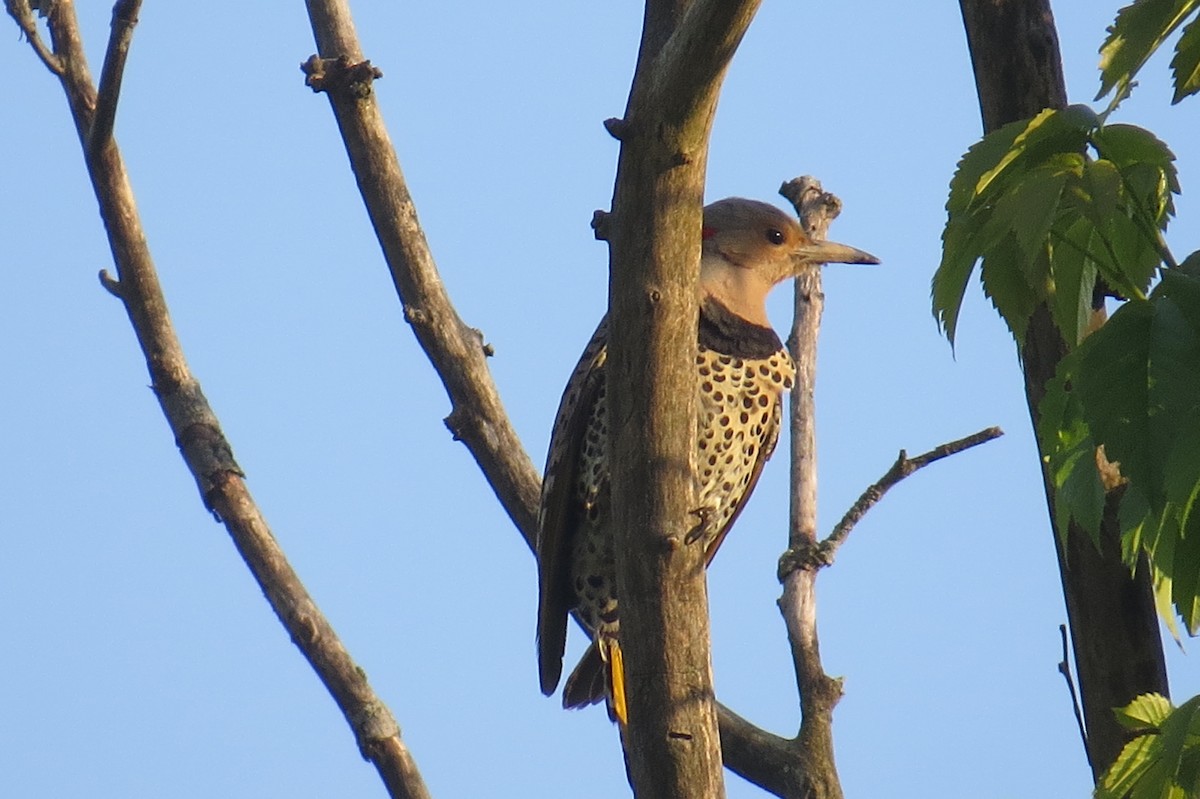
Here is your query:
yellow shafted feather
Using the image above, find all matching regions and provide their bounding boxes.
[604,638,628,726]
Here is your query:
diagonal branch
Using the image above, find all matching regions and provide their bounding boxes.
[821,426,1003,559]
[9,3,428,797]
[301,0,542,547]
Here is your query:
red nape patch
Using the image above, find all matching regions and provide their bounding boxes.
[701,227,715,240]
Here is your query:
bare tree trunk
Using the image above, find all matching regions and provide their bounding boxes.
[958,0,1168,780]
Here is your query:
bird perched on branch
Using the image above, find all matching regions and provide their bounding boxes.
[535,197,877,725]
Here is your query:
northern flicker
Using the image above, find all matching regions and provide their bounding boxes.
[536,197,877,724]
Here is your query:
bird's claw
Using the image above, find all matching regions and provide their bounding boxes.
[685,506,715,545]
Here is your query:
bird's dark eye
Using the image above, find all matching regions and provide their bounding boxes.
[765,228,786,246]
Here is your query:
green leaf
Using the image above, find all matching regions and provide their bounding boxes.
[945,116,1028,215]
[1098,729,1161,799]
[973,107,1094,201]
[936,108,1097,345]
[1038,361,1105,546]
[1074,300,1157,505]
[980,238,1040,344]
[1116,692,1173,729]
[1179,250,1200,276]
[1172,509,1200,632]
[1171,14,1200,102]
[1094,124,1180,221]
[1099,695,1200,799]
[1097,0,1200,109]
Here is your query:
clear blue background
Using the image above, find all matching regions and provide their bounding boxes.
[2,3,1198,797]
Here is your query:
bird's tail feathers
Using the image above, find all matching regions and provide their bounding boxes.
[562,637,628,726]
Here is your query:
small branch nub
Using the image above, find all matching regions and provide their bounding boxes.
[591,210,611,242]
[98,269,123,298]
[602,117,628,140]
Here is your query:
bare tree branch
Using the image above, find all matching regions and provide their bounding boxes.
[89,0,141,154]
[776,176,847,799]
[5,0,63,75]
[1058,623,1089,756]
[7,3,428,797]
[819,426,1003,559]
[301,0,542,547]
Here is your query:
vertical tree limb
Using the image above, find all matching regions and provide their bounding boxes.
[958,0,1168,780]
[603,1,761,795]
[776,177,846,799]
[8,3,429,796]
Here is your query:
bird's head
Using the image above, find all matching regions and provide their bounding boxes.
[699,197,878,325]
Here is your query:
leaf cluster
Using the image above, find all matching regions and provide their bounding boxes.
[935,0,1200,630]
[933,105,1177,348]
[1039,263,1200,632]
[1098,693,1200,799]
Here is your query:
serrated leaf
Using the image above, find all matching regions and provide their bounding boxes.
[946,118,1028,215]
[980,238,1039,344]
[1038,361,1105,545]
[1149,276,1200,524]
[1094,124,1181,199]
[974,106,1095,201]
[1172,509,1200,632]
[1171,14,1200,102]
[1056,445,1107,547]
[1117,692,1173,729]
[1099,695,1200,799]
[1154,567,1185,645]
[1151,697,1200,794]
[993,165,1070,259]
[1097,0,1200,108]
[1075,300,1157,504]
[1098,730,1161,798]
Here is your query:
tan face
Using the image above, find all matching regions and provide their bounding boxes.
[702,198,809,286]
[699,198,879,325]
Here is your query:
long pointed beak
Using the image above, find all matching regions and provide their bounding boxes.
[794,239,879,266]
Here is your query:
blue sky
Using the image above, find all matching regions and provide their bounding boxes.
[2,2,1198,797]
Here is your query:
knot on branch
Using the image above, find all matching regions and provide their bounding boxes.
[777,541,834,581]
[351,698,402,755]
[779,176,842,238]
[301,54,383,99]
[591,210,611,241]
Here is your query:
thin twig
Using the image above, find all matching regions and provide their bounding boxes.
[821,426,1003,558]
[89,0,142,154]
[1058,623,1089,754]
[5,0,65,75]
